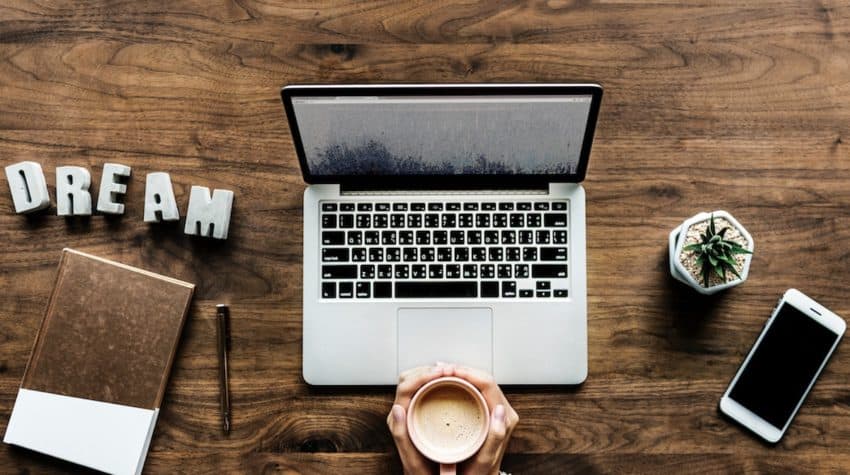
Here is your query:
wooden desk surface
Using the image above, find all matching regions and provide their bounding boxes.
[1,1,848,473]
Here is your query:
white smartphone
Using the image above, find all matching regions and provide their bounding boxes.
[719,288,846,443]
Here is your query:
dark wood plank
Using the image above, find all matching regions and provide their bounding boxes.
[1,0,849,473]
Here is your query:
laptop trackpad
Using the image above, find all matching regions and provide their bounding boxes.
[397,307,493,374]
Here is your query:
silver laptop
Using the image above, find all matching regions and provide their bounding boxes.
[281,83,603,385]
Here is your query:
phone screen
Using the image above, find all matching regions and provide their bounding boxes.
[729,303,841,428]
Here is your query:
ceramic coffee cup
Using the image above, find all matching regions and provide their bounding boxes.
[406,376,490,474]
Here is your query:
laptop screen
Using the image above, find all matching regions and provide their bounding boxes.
[282,85,602,185]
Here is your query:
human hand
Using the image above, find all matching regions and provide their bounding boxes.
[455,366,519,475]
[387,363,456,475]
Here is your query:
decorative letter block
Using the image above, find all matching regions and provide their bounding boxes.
[96,163,131,215]
[56,166,92,216]
[4,161,50,214]
[144,172,180,222]
[184,186,234,239]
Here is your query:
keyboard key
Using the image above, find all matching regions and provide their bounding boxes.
[376,203,391,211]
[537,281,551,290]
[322,265,357,279]
[446,264,461,278]
[339,282,353,298]
[391,214,405,228]
[425,214,440,228]
[356,282,371,298]
[475,214,490,228]
[407,214,422,228]
[441,214,456,228]
[493,214,508,227]
[412,265,427,278]
[433,231,448,244]
[378,265,393,279]
[499,202,514,211]
[464,202,479,211]
[447,203,461,211]
[339,214,354,228]
[536,230,550,244]
[364,231,379,245]
[322,248,349,262]
[368,248,384,262]
[382,231,397,245]
[454,247,469,262]
[544,213,568,227]
[322,215,337,228]
[437,247,453,261]
[429,264,444,279]
[553,230,568,244]
[484,231,499,244]
[527,213,542,227]
[517,202,532,210]
[519,230,534,244]
[322,203,338,212]
[420,248,435,261]
[374,282,392,298]
[502,281,517,298]
[532,264,568,278]
[535,202,550,210]
[510,213,524,227]
[481,281,499,297]
[467,230,482,244]
[540,247,568,261]
[352,248,367,262]
[393,203,408,211]
[411,202,426,211]
[360,265,375,279]
[463,264,478,278]
[347,231,362,245]
[396,281,477,298]
[498,264,512,278]
[403,248,418,262]
[322,282,336,298]
[515,264,529,278]
[386,248,401,262]
[537,290,551,298]
[472,247,487,261]
[488,247,503,261]
[374,214,388,228]
[416,231,431,245]
[340,203,355,212]
[553,202,567,210]
[450,231,465,244]
[459,214,474,227]
[554,289,569,298]
[501,231,516,244]
[506,247,521,261]
[357,203,372,212]
[322,231,345,245]
[399,231,414,245]
[482,202,496,211]
[520,289,533,298]
[480,264,495,278]
[522,247,537,261]
[428,203,443,211]
[394,264,409,279]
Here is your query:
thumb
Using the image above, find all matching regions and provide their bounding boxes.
[478,404,508,464]
[388,404,431,474]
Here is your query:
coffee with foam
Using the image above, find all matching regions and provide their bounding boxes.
[413,384,486,452]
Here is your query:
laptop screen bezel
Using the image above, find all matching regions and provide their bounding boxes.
[281,83,603,187]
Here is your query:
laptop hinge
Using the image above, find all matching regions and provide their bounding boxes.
[340,183,550,195]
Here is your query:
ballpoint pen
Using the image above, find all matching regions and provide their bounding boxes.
[216,304,231,434]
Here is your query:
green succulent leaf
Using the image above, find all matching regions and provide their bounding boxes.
[683,213,751,287]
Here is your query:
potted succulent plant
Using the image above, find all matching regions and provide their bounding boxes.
[668,211,754,295]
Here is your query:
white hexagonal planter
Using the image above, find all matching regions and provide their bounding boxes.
[669,210,754,295]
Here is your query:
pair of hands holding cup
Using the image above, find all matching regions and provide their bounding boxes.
[387,363,519,475]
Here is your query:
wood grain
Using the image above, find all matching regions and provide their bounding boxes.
[1,0,849,473]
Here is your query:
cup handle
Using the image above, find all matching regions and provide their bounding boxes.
[440,463,457,475]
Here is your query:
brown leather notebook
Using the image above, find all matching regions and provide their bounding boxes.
[21,248,195,410]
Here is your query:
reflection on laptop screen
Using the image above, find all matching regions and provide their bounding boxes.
[291,95,593,176]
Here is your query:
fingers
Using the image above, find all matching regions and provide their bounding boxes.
[386,404,432,475]
[394,363,455,408]
[454,365,506,408]
[463,404,510,475]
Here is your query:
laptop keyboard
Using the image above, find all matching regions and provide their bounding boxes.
[319,200,569,299]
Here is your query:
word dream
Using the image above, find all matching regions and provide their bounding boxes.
[5,161,234,240]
